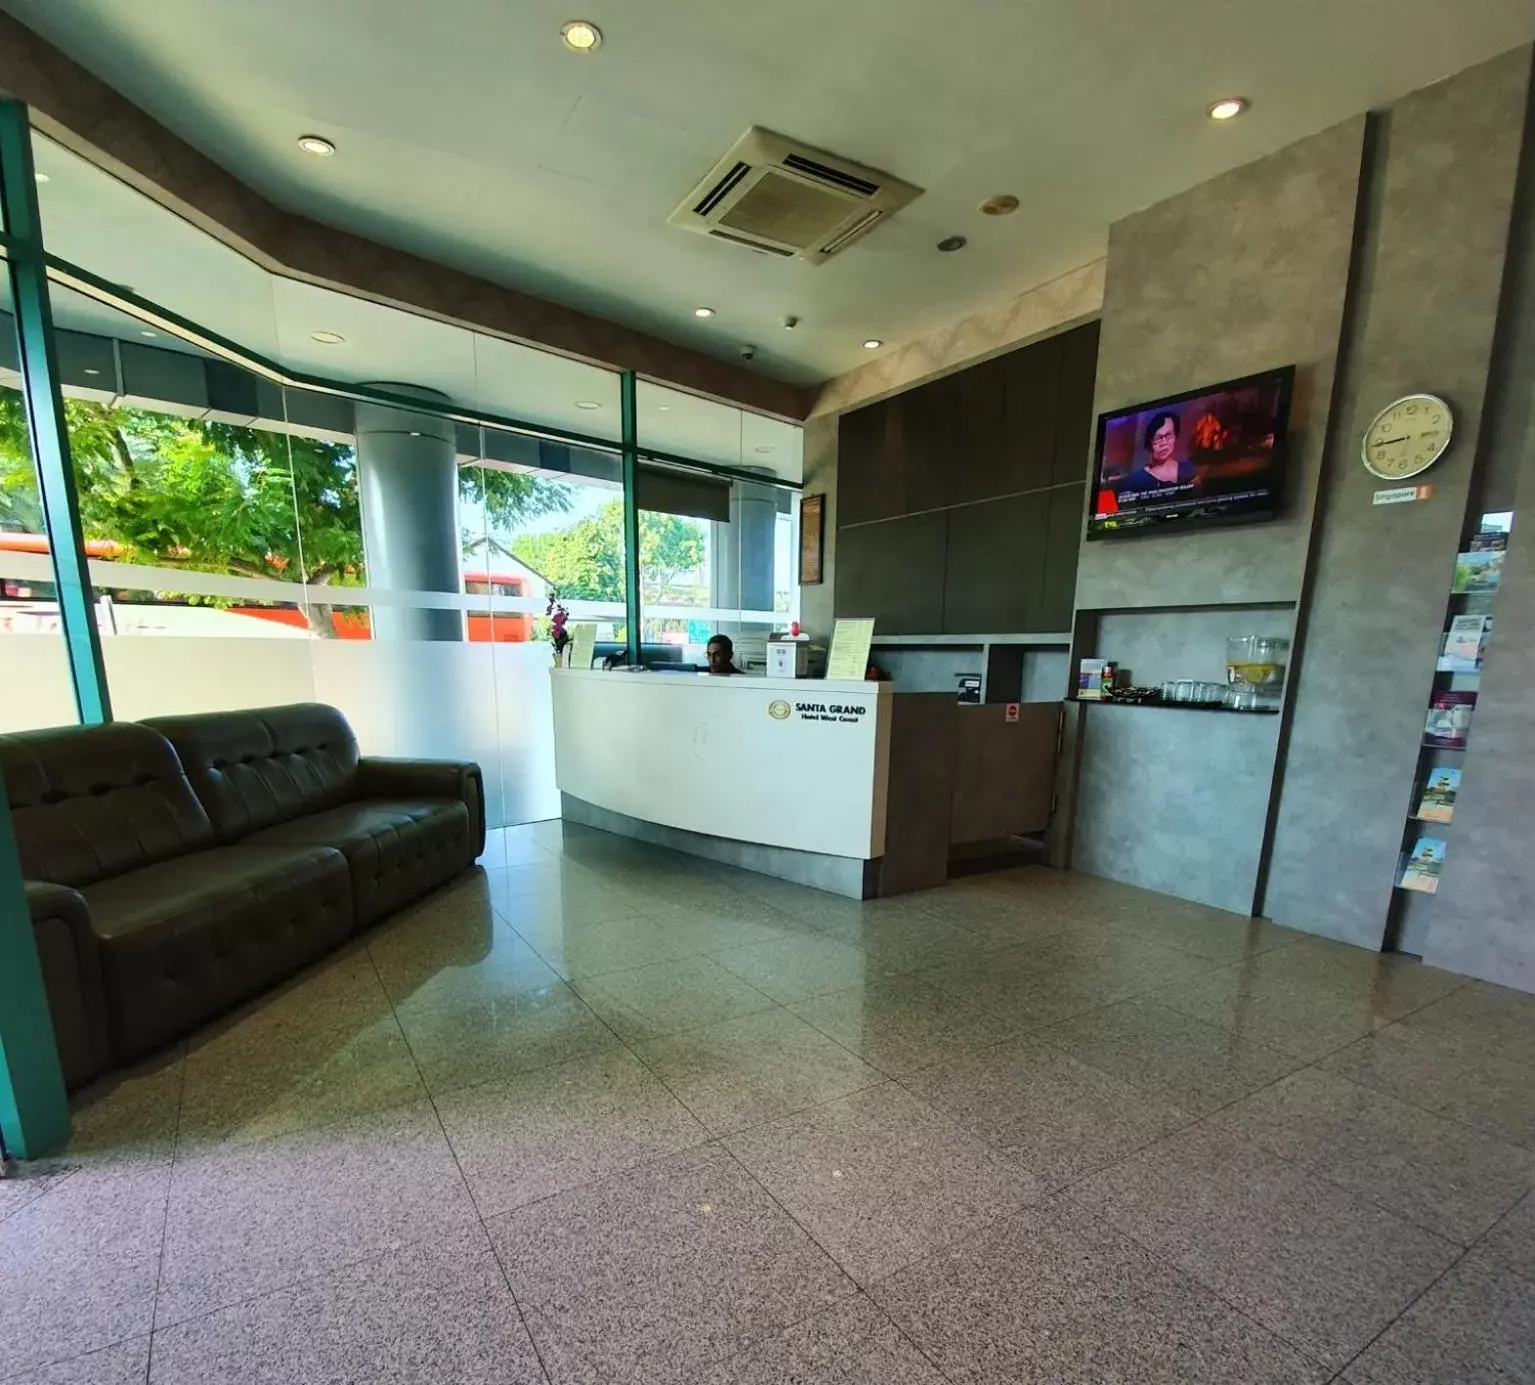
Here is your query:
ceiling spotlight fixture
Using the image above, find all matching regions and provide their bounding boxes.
[783,315,800,330]
[753,446,775,455]
[560,19,602,52]
[979,194,1020,217]
[33,172,49,184]
[658,405,671,412]
[297,134,336,157]
[693,306,715,318]
[1207,97,1249,121]
[310,330,346,344]
[862,339,883,350]
[574,400,602,410]
[937,235,968,252]
[139,329,159,338]
[83,367,102,376]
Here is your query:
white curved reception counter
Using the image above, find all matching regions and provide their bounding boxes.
[550,667,895,894]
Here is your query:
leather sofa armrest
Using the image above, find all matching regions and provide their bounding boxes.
[24,880,112,1090]
[355,757,486,860]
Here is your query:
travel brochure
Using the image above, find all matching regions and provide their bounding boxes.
[1452,532,1506,593]
[1415,768,1461,823]
[1424,691,1476,749]
[1400,836,1448,894]
[1076,659,1118,701]
[1438,614,1490,672]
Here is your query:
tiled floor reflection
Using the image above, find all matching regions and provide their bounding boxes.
[6,820,1534,1383]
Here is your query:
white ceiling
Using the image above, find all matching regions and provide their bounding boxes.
[9,0,1535,385]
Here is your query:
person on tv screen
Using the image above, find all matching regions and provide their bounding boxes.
[1118,411,1200,499]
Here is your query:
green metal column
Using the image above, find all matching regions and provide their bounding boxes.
[0,100,111,724]
[0,100,80,1157]
[0,773,68,1159]
[620,370,642,666]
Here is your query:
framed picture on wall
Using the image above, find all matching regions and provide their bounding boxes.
[799,493,825,585]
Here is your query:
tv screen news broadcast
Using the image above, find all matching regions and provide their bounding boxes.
[1087,366,1294,538]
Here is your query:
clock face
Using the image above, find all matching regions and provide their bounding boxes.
[1363,394,1453,480]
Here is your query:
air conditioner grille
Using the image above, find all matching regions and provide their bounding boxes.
[668,126,922,265]
[717,170,853,250]
[819,208,884,256]
[706,228,796,256]
[780,153,879,198]
[693,161,750,217]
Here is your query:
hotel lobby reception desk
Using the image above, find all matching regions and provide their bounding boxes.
[551,668,1057,898]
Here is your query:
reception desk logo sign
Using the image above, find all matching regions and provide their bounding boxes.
[767,698,867,725]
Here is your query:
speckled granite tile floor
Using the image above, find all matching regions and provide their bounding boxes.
[5,822,1533,1384]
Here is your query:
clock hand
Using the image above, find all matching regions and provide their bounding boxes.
[1374,435,1409,445]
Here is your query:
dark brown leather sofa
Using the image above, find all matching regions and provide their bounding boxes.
[2,703,484,1090]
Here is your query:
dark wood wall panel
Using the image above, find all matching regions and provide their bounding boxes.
[834,321,1099,635]
[943,496,1049,633]
[1040,483,1087,631]
[834,512,949,633]
[1052,321,1101,486]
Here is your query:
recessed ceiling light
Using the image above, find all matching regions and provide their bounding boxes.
[33,172,49,184]
[310,330,346,344]
[1207,97,1249,121]
[693,306,715,318]
[862,339,883,350]
[574,400,602,410]
[297,134,336,157]
[937,235,967,252]
[754,446,775,455]
[83,367,102,376]
[979,194,1019,217]
[658,405,671,412]
[139,329,158,338]
[560,19,602,52]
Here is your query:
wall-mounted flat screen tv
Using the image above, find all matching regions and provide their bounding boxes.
[1087,366,1294,539]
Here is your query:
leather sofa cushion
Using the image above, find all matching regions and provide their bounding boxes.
[1,722,214,887]
[244,799,472,929]
[83,844,353,1061]
[27,880,112,1091]
[145,704,360,842]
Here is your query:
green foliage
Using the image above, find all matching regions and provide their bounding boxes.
[0,390,571,590]
[510,497,705,603]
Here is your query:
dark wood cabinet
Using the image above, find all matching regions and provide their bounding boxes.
[833,321,1098,635]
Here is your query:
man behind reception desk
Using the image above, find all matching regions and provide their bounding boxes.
[705,634,743,676]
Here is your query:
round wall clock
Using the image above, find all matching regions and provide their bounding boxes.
[1362,394,1453,480]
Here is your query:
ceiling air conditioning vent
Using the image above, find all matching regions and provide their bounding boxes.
[669,127,922,265]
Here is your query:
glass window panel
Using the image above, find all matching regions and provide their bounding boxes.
[637,379,803,484]
[32,134,282,361]
[638,474,799,671]
[37,282,321,719]
[0,258,79,731]
[471,332,622,443]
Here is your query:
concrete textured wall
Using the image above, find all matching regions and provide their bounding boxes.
[1074,118,1367,612]
[1427,495,1535,986]
[1265,47,1532,947]
[1072,707,1284,914]
[1065,118,1367,911]
[1426,129,1535,986]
